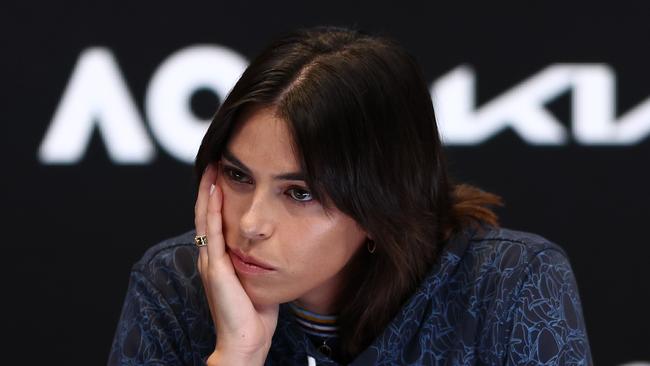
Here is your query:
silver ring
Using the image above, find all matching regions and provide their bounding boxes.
[194,235,208,247]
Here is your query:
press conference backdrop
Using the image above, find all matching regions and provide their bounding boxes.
[3,1,649,365]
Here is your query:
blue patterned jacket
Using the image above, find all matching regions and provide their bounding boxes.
[108,225,592,365]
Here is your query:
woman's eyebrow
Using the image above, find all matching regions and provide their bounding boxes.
[222,148,306,181]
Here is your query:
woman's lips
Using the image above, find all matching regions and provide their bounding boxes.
[228,248,276,274]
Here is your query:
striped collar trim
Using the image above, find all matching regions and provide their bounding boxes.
[289,302,339,337]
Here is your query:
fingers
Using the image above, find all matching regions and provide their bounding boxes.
[206,182,226,260]
[194,162,231,329]
[195,163,218,235]
[196,163,218,275]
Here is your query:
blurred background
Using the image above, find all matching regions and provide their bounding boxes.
[2,1,649,364]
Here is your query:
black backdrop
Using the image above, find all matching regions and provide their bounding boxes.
[3,1,649,365]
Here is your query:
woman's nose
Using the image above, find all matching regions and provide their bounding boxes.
[239,192,275,240]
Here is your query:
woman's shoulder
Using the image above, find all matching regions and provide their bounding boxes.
[123,229,208,324]
[363,226,590,364]
[110,230,214,364]
[429,224,576,301]
[133,229,198,272]
[454,226,591,363]
[128,229,200,293]
[456,226,568,273]
[427,224,580,313]
[473,225,562,250]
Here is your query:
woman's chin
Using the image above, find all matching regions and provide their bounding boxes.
[244,286,282,307]
[242,283,290,307]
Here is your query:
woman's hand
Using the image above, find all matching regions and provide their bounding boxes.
[195,162,279,365]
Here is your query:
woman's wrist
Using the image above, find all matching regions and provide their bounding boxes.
[206,344,270,366]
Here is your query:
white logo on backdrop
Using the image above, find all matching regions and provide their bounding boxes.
[432,65,650,145]
[39,45,247,164]
[39,45,650,164]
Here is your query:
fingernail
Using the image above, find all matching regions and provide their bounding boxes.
[210,184,216,196]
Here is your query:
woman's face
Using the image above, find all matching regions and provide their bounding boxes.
[216,106,368,314]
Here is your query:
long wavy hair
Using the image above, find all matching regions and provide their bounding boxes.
[194,26,502,362]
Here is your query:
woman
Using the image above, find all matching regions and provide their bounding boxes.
[109,26,592,365]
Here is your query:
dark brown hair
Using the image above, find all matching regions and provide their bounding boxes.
[194,26,502,362]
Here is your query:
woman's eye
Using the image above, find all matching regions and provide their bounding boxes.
[225,167,252,184]
[287,188,313,203]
